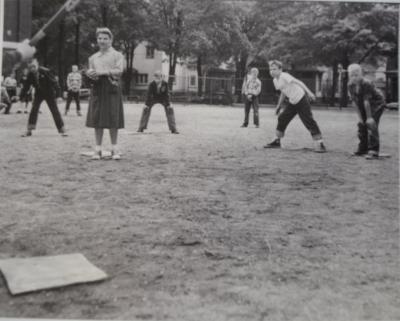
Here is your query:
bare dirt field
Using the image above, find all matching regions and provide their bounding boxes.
[0,102,399,321]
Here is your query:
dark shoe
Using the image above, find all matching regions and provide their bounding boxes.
[314,142,327,153]
[24,110,28,114]
[264,139,281,149]
[137,129,144,133]
[255,125,259,128]
[77,111,82,116]
[171,130,180,134]
[353,149,368,156]
[365,150,379,160]
[241,124,248,128]
[21,130,32,137]
[59,127,68,136]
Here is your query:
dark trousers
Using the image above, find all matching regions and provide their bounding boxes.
[138,103,177,132]
[4,88,17,114]
[357,107,384,153]
[243,96,259,126]
[65,90,80,112]
[277,95,322,140]
[28,95,64,132]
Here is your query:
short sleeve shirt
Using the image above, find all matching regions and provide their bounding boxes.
[273,72,305,105]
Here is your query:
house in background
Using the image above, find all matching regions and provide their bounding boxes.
[130,42,198,94]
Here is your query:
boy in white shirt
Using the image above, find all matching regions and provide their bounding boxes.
[264,60,326,153]
[241,67,262,128]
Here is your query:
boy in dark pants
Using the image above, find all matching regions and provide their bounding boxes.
[348,64,385,160]
[137,71,179,134]
[241,67,262,128]
[65,65,82,116]
[20,59,67,137]
[264,60,326,153]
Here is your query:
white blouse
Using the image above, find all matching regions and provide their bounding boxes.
[88,47,123,77]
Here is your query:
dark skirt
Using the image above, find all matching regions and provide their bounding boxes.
[86,76,124,129]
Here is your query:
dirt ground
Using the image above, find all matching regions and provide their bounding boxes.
[0,102,398,321]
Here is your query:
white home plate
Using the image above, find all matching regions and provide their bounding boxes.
[0,253,108,295]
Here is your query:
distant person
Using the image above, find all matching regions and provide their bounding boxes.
[3,73,17,114]
[65,65,82,116]
[348,63,386,159]
[241,67,261,128]
[264,60,326,153]
[20,59,67,137]
[86,27,124,160]
[18,68,33,114]
[137,70,179,134]
[0,86,11,113]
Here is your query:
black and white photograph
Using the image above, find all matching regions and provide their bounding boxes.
[0,0,399,320]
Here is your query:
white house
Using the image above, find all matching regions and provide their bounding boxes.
[131,42,198,93]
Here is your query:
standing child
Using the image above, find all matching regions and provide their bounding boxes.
[264,60,326,153]
[20,59,67,137]
[65,65,82,116]
[137,70,179,134]
[241,67,262,128]
[3,73,17,114]
[347,64,385,159]
[86,28,124,160]
[18,68,32,114]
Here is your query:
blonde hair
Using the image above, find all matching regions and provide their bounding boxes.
[250,67,259,76]
[348,63,362,74]
[96,27,113,40]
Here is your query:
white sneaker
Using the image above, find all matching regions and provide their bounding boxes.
[91,151,102,160]
[112,151,121,160]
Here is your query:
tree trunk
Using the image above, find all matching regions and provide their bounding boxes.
[74,19,80,66]
[168,52,178,91]
[235,53,248,103]
[123,44,135,96]
[197,55,203,96]
[101,3,108,27]
[330,60,338,107]
[340,55,349,108]
[57,19,65,91]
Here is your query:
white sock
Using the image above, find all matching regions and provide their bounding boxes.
[316,139,323,144]
[95,145,102,152]
[111,144,118,152]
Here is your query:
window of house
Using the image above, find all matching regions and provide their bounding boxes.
[146,46,155,59]
[190,75,196,87]
[136,74,148,84]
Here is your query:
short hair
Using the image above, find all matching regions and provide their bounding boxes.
[348,63,362,74]
[154,70,162,77]
[250,67,259,76]
[96,27,113,40]
[28,58,39,67]
[269,60,283,69]
[72,64,78,68]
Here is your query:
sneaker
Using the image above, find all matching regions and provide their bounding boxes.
[264,139,281,149]
[21,130,32,137]
[353,149,368,156]
[91,151,102,160]
[314,142,327,153]
[111,151,121,160]
[365,151,379,160]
